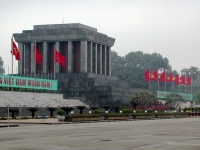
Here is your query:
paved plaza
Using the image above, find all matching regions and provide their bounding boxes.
[0,118,200,150]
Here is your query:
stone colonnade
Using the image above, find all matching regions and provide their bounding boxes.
[18,41,111,76]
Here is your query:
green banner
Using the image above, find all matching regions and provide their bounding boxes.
[0,74,57,90]
[157,91,193,101]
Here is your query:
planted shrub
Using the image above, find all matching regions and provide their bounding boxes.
[57,109,66,116]
[183,107,187,112]
[147,109,153,113]
[92,109,100,114]
[122,109,131,113]
[65,114,101,119]
[103,113,130,117]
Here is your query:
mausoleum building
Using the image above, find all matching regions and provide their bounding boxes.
[14,24,135,106]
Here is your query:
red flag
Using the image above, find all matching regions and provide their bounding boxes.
[54,49,66,67]
[144,69,150,82]
[159,71,166,82]
[11,39,20,60]
[179,76,186,85]
[150,70,158,80]
[166,73,173,82]
[34,45,42,65]
[173,75,179,85]
[186,77,191,85]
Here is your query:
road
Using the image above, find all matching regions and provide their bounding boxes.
[0,118,200,150]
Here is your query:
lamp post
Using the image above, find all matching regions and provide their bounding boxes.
[23,105,27,118]
[19,104,21,126]
[7,104,10,127]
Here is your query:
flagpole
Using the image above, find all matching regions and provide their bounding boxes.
[157,69,159,91]
[185,75,186,93]
[165,71,166,91]
[34,41,36,78]
[149,68,150,91]
[54,45,55,80]
[11,35,13,91]
[179,72,181,93]
[24,44,25,75]
[191,76,193,96]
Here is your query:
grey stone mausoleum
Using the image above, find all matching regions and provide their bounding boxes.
[14,24,135,106]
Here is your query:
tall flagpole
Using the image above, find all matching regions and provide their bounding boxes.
[165,71,166,91]
[157,69,159,91]
[185,75,186,93]
[34,41,36,78]
[11,35,13,91]
[149,68,150,91]
[54,45,55,80]
[24,44,25,75]
[191,76,193,95]
[179,72,181,93]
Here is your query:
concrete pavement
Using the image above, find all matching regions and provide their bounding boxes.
[0,117,200,150]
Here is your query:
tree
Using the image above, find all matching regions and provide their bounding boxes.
[194,89,200,104]
[77,106,85,114]
[90,107,99,110]
[60,107,74,115]
[103,105,110,111]
[46,107,56,117]
[57,109,66,116]
[114,106,120,113]
[188,66,199,82]
[27,107,39,118]
[9,109,19,118]
[111,51,172,89]
[0,56,4,74]
[165,93,186,110]
[130,90,157,110]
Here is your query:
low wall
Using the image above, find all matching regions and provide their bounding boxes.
[0,91,63,100]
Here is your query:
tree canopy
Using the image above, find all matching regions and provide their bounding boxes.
[0,56,4,74]
[130,90,157,110]
[194,89,200,104]
[112,51,200,91]
[165,93,186,110]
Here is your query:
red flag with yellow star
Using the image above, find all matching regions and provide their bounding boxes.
[11,39,20,60]
[54,49,66,67]
[144,69,150,82]
[173,75,180,85]
[150,70,158,81]
[186,77,191,85]
[159,71,166,82]
[179,76,186,85]
[166,73,173,82]
[34,45,42,65]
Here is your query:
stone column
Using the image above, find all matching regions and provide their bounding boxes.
[81,41,87,72]
[68,41,73,73]
[109,46,111,76]
[105,46,107,75]
[55,42,60,73]
[100,44,102,74]
[43,42,47,73]
[31,42,36,75]
[17,42,23,74]
[90,42,92,73]
[95,43,97,74]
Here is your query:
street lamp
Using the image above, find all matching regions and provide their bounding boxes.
[23,105,27,118]
[7,104,10,127]
[19,104,21,126]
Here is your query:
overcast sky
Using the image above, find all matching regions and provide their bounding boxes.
[1,0,200,74]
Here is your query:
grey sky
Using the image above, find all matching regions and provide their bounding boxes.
[1,0,200,74]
